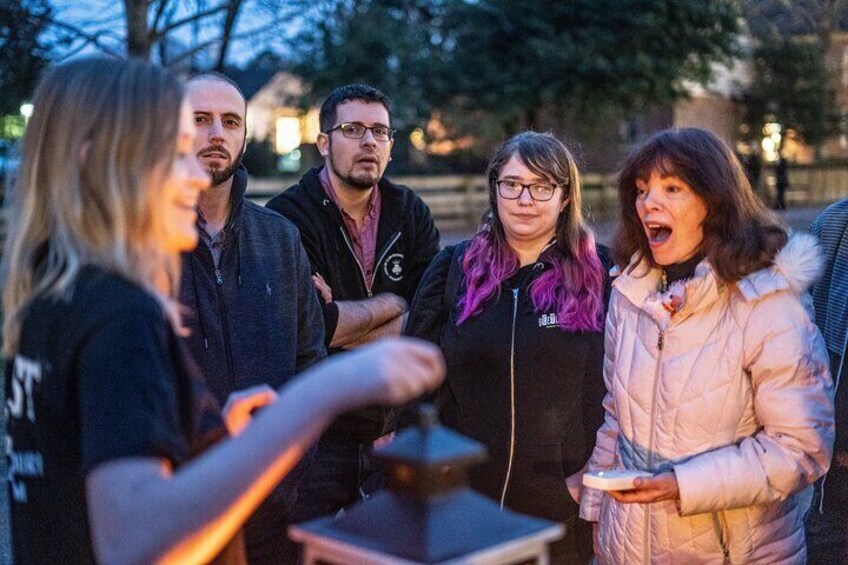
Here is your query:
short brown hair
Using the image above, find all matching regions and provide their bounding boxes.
[319,84,392,132]
[612,128,787,282]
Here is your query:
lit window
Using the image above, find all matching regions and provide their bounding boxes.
[275,117,301,154]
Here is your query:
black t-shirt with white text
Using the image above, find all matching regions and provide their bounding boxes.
[6,267,239,564]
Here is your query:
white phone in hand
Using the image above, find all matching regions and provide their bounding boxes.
[583,470,654,491]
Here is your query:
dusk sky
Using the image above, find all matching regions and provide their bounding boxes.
[48,0,299,66]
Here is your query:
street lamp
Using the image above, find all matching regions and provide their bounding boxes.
[761,122,782,162]
[20,103,33,128]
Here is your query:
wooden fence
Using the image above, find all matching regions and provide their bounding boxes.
[783,165,848,205]
[0,165,846,248]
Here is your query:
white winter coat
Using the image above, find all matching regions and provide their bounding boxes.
[580,234,835,564]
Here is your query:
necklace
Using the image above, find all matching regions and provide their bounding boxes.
[660,268,669,293]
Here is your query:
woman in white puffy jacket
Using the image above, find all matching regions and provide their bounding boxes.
[580,127,835,564]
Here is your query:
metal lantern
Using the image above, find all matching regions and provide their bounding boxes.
[289,404,563,564]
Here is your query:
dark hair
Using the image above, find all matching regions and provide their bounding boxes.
[187,71,247,107]
[319,84,392,132]
[457,132,604,332]
[612,127,787,282]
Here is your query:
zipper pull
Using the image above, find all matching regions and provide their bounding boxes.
[215,268,223,286]
[657,331,664,350]
[513,288,519,300]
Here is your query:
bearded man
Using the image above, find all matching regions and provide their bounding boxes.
[179,73,326,565]
[266,84,439,523]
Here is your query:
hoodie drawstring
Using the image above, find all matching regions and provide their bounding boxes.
[188,258,210,349]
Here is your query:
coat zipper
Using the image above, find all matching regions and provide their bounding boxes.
[820,325,848,512]
[711,511,731,563]
[214,265,236,393]
[500,288,520,509]
[338,227,401,297]
[338,227,371,296]
[642,326,665,561]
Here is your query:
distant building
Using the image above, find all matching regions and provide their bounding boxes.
[228,69,320,172]
[674,56,750,148]
[546,55,751,172]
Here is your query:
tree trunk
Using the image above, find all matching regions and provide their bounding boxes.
[214,0,245,71]
[524,106,538,131]
[124,0,150,59]
[818,0,839,57]
[814,0,844,159]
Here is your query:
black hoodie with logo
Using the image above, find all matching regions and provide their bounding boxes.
[405,242,610,564]
[266,166,440,442]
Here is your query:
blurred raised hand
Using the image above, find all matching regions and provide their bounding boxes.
[222,384,278,436]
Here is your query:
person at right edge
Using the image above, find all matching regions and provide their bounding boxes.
[405,131,609,564]
[807,195,848,564]
[580,127,834,564]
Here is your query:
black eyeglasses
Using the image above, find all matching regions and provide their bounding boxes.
[496,179,560,202]
[326,122,395,142]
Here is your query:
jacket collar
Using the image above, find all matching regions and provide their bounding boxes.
[223,165,248,234]
[614,258,721,328]
[299,166,406,233]
[613,233,822,327]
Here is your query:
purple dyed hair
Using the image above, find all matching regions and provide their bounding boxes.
[456,132,604,332]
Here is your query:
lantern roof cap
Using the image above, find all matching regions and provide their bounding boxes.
[373,404,487,468]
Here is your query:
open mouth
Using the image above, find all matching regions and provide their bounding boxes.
[357,155,378,165]
[645,222,672,246]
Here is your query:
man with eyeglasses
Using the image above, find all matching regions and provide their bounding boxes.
[266,84,440,522]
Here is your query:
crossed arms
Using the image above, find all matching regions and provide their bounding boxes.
[312,272,408,348]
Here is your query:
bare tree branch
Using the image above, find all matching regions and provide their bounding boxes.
[46,18,124,58]
[225,19,284,42]
[152,3,229,38]
[151,0,175,33]
[164,2,295,69]
[166,38,223,67]
[85,8,126,27]
[45,0,311,65]
[215,0,245,70]
[61,39,106,59]
[124,0,149,57]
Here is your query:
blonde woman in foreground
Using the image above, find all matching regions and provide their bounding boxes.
[3,57,444,565]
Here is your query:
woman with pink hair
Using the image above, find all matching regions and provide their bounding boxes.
[406,131,608,563]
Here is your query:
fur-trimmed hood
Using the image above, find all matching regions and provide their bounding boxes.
[737,232,823,300]
[614,233,824,327]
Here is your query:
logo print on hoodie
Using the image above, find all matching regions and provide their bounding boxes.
[538,313,558,328]
[383,253,405,282]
